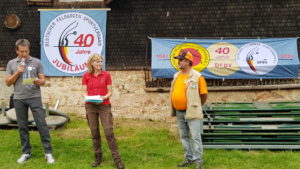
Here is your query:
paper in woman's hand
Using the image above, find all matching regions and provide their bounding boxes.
[85,95,103,103]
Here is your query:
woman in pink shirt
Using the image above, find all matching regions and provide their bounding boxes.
[82,54,124,169]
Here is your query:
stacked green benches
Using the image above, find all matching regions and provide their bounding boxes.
[202,102,300,149]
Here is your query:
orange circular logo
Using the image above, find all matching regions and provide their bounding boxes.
[170,43,210,72]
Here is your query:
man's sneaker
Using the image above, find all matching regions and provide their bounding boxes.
[17,154,32,164]
[195,161,203,169]
[177,159,194,167]
[45,153,55,164]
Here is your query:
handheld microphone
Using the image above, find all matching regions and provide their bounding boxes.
[20,58,25,66]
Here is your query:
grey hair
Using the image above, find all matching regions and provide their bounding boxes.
[15,39,31,49]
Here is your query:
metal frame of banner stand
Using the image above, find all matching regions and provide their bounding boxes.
[144,74,300,92]
[148,37,299,39]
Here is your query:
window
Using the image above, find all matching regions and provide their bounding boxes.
[27,0,53,6]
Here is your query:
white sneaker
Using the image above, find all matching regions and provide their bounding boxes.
[45,153,55,164]
[17,154,32,164]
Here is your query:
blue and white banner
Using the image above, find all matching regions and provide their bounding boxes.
[40,9,107,76]
[151,38,299,79]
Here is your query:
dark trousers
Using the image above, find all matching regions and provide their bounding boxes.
[85,103,122,164]
[14,97,52,154]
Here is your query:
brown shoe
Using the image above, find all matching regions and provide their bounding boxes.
[116,162,125,169]
[92,153,102,168]
[92,161,101,168]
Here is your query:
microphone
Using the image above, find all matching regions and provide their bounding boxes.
[20,58,25,66]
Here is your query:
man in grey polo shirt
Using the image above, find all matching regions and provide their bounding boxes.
[5,39,55,164]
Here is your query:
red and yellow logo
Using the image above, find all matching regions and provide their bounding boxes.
[170,43,210,72]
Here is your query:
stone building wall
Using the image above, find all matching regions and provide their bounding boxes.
[2,70,300,121]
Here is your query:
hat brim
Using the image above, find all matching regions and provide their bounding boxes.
[174,56,185,60]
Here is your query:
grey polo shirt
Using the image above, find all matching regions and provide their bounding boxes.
[6,56,44,99]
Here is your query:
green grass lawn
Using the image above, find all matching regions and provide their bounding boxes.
[1,116,300,169]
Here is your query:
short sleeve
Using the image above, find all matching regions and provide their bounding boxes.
[37,60,44,74]
[198,75,208,94]
[82,73,89,85]
[106,72,112,85]
[6,61,13,76]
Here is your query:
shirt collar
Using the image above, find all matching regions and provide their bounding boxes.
[91,71,104,77]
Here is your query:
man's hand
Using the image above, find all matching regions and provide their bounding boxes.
[33,79,45,86]
[17,65,25,73]
[6,66,24,86]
